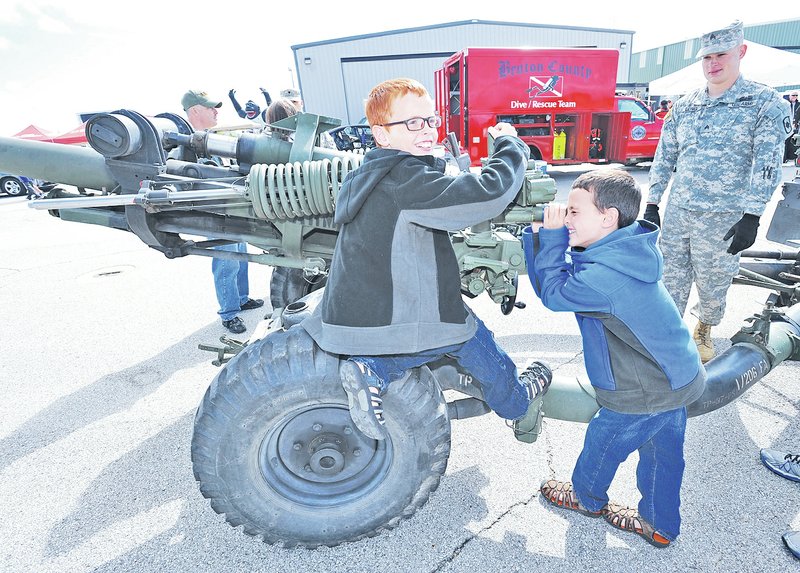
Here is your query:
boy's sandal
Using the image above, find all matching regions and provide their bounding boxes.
[604,503,671,548]
[539,480,605,518]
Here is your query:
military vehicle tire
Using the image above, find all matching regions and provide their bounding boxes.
[269,267,326,309]
[191,324,451,548]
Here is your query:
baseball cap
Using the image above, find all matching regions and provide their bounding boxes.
[181,90,223,111]
[696,20,744,58]
[280,88,301,99]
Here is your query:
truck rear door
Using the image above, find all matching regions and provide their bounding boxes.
[605,112,632,163]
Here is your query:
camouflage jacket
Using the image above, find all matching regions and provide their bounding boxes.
[648,75,792,215]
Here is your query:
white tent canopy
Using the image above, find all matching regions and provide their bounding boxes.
[649,41,800,97]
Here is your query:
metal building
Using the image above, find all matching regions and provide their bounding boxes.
[630,18,800,87]
[292,20,633,125]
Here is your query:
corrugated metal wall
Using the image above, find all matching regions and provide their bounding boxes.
[293,21,633,125]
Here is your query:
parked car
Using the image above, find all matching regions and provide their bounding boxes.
[0,173,27,197]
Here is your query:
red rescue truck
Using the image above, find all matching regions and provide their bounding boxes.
[435,47,663,166]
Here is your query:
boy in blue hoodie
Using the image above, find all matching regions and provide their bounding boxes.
[302,78,552,440]
[522,169,706,548]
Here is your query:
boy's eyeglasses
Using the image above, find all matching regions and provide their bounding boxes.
[380,116,442,131]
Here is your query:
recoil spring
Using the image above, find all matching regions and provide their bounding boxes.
[247,155,363,220]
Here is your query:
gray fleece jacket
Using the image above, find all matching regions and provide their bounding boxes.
[302,135,529,355]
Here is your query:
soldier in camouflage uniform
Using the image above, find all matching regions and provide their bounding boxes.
[644,20,792,362]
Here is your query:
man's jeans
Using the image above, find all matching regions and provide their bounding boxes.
[571,407,687,541]
[212,243,250,321]
[352,315,531,420]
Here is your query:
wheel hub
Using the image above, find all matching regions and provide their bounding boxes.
[259,405,392,506]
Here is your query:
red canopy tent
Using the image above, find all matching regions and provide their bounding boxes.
[12,124,55,143]
[52,123,88,145]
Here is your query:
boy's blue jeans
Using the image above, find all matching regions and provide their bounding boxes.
[571,406,687,541]
[212,242,250,321]
[351,315,531,420]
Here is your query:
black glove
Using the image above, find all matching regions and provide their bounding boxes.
[722,213,760,255]
[643,203,660,227]
[228,88,236,98]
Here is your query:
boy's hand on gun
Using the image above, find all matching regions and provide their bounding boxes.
[543,202,567,229]
[488,122,518,139]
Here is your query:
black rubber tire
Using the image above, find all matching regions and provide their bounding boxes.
[269,266,326,310]
[191,325,451,548]
[1,176,25,197]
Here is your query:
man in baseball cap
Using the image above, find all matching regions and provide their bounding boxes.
[182,90,223,131]
[181,89,222,111]
[695,20,744,58]
[179,89,264,334]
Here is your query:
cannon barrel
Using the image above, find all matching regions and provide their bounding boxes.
[539,302,800,422]
[0,136,117,191]
[0,110,357,196]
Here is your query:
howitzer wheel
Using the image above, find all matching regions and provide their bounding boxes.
[191,324,451,548]
[269,266,326,309]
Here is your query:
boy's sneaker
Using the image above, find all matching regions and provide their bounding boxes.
[760,448,800,482]
[339,360,386,440]
[511,361,552,443]
[519,361,552,401]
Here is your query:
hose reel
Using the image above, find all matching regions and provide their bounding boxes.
[247,155,363,220]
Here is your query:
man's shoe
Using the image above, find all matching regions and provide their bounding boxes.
[339,360,386,440]
[512,362,552,443]
[760,448,800,482]
[240,298,264,311]
[783,530,800,559]
[693,321,715,363]
[222,316,246,334]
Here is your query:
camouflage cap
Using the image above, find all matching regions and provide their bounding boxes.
[280,88,301,99]
[696,20,744,58]
[181,90,222,111]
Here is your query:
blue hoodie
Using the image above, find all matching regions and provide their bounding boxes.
[522,221,706,414]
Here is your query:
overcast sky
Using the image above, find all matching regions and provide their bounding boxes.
[1,1,798,136]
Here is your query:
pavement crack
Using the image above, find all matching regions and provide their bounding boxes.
[429,492,539,572]
[563,350,584,367]
[542,358,583,479]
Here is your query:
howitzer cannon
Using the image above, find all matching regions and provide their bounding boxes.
[1,114,799,548]
[1,110,551,309]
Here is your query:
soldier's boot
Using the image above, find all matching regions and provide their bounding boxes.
[693,321,715,363]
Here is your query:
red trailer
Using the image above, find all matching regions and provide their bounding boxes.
[435,47,662,166]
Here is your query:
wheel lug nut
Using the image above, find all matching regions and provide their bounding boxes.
[312,423,322,431]
[304,464,312,472]
[343,426,353,434]
[353,448,361,456]
[293,442,303,451]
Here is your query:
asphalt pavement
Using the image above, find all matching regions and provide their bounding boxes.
[1,164,798,573]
